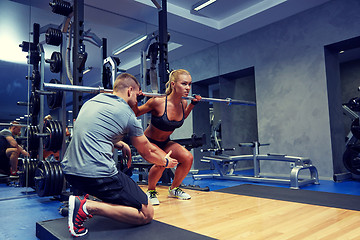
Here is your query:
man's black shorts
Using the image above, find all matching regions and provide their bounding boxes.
[0,136,10,175]
[65,171,148,210]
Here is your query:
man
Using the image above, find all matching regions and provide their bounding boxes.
[61,73,178,237]
[0,121,29,177]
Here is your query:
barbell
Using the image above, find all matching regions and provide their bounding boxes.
[43,82,256,106]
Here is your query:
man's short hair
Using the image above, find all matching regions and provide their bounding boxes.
[10,121,20,129]
[10,121,19,126]
[113,73,141,92]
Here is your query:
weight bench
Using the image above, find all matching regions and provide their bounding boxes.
[193,141,319,189]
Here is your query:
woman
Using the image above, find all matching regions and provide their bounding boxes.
[133,69,201,205]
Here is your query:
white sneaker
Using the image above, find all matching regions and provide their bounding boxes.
[146,190,160,205]
[168,187,191,200]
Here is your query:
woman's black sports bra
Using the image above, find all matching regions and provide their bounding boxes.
[151,96,185,132]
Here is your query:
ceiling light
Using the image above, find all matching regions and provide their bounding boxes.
[113,35,147,55]
[339,50,345,54]
[193,0,216,12]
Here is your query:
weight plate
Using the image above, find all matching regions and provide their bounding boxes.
[47,79,63,109]
[54,162,62,195]
[32,70,40,89]
[52,162,59,195]
[351,118,360,140]
[48,161,55,196]
[48,120,56,151]
[18,158,26,187]
[34,162,46,197]
[49,52,62,73]
[44,161,52,196]
[29,160,36,188]
[43,120,52,151]
[54,120,63,151]
[29,92,40,116]
[343,144,360,175]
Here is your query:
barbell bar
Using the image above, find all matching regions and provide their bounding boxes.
[43,82,256,106]
[0,123,29,128]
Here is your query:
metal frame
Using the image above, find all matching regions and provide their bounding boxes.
[72,0,85,118]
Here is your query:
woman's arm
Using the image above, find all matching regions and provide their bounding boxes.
[184,95,201,119]
[132,97,156,117]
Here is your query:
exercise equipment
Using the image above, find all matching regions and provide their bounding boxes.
[193,141,320,189]
[49,0,73,16]
[45,52,62,73]
[102,56,120,89]
[45,28,62,46]
[26,125,40,151]
[19,120,64,153]
[342,103,360,175]
[43,82,256,106]
[34,160,64,197]
[43,120,64,152]
[173,133,206,150]
[46,79,63,109]
[27,70,40,89]
[343,144,360,175]
[18,158,38,188]
[30,92,40,116]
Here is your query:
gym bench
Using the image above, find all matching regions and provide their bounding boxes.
[193,141,320,189]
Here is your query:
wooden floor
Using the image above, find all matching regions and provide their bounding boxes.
[140,185,360,240]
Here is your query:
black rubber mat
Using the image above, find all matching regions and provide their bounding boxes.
[216,184,360,211]
[36,216,216,240]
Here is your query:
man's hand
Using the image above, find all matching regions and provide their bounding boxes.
[114,141,132,168]
[121,143,132,169]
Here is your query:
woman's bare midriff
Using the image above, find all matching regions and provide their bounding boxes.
[144,124,173,142]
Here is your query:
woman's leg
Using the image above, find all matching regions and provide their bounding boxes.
[164,141,193,189]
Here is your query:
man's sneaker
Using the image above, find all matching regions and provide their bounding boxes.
[168,187,191,200]
[146,190,160,205]
[68,195,93,237]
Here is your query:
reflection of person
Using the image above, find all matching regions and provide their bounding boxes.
[61,73,178,237]
[132,69,201,205]
[0,121,29,177]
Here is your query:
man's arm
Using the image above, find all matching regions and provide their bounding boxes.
[5,136,29,156]
[130,135,178,168]
[114,140,132,168]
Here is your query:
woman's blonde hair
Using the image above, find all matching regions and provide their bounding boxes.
[165,69,190,95]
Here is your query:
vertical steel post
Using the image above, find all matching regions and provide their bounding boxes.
[72,0,85,118]
[158,0,169,93]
